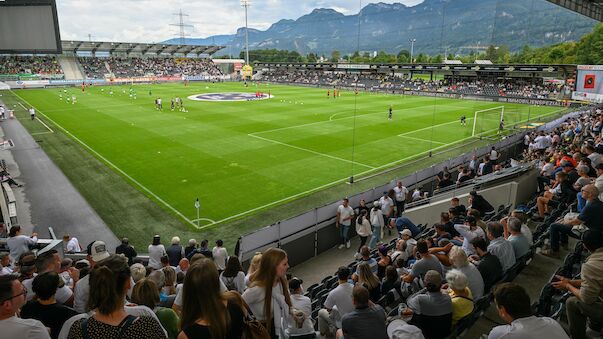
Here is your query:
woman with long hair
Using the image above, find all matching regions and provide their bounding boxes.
[178,258,244,339]
[148,235,167,270]
[245,252,262,287]
[162,266,177,296]
[67,255,166,339]
[242,248,292,338]
[220,256,246,294]
[355,209,372,254]
[356,262,381,302]
[131,278,180,339]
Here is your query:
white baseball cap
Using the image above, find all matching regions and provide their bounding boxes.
[387,319,425,339]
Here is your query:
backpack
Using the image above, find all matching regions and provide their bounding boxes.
[222,291,271,339]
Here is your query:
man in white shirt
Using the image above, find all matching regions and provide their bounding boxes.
[212,239,228,271]
[488,283,569,339]
[62,234,81,253]
[378,192,394,225]
[318,266,354,337]
[489,146,499,164]
[0,252,13,276]
[73,240,111,313]
[0,274,50,339]
[393,182,409,217]
[336,198,355,249]
[22,249,75,306]
[486,222,516,271]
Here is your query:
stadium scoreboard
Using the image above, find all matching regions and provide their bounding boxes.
[0,0,62,54]
[573,65,603,103]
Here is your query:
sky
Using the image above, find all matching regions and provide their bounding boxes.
[56,0,424,43]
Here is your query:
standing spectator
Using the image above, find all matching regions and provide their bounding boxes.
[245,252,262,287]
[115,238,137,266]
[355,210,372,254]
[67,255,166,339]
[469,237,503,293]
[242,248,292,338]
[212,240,228,272]
[178,259,244,339]
[0,252,12,275]
[355,199,370,217]
[148,235,167,270]
[445,270,474,325]
[183,239,197,258]
[166,237,184,267]
[20,272,78,339]
[489,146,499,164]
[448,246,484,299]
[552,230,603,339]
[356,262,381,302]
[393,181,409,216]
[488,283,569,339]
[338,284,388,339]
[336,198,354,249]
[6,226,38,264]
[318,266,354,338]
[368,202,384,249]
[220,256,246,294]
[486,222,516,271]
[405,270,452,339]
[62,235,81,254]
[378,192,395,226]
[0,274,50,339]
[131,279,179,339]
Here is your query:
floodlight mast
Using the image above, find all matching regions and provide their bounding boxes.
[241,0,251,65]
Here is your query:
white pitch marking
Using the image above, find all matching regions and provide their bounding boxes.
[398,135,447,145]
[18,102,54,133]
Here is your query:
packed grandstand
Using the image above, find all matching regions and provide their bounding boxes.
[1,3,603,339]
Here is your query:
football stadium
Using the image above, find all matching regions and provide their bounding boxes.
[0,0,602,338]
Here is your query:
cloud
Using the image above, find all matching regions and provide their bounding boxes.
[56,0,425,42]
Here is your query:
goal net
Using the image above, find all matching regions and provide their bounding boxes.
[472,106,505,137]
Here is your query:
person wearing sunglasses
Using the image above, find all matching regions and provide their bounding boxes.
[0,274,50,338]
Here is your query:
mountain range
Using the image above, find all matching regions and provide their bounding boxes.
[163,0,597,57]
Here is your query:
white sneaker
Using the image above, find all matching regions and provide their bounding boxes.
[346,241,351,249]
[338,244,345,249]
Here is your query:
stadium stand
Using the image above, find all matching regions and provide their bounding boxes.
[0,56,64,77]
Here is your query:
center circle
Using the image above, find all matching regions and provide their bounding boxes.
[187,92,273,102]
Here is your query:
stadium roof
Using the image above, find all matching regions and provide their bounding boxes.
[546,0,603,22]
[61,40,225,56]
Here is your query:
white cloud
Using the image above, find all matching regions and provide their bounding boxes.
[56,0,425,42]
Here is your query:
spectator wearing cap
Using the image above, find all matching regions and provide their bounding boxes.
[552,230,603,339]
[286,277,314,336]
[400,229,417,259]
[486,222,516,271]
[405,270,452,338]
[115,238,137,266]
[318,266,354,337]
[73,240,111,313]
[21,272,78,339]
[488,283,569,339]
[17,253,37,282]
[337,284,388,339]
[148,235,167,270]
[166,237,184,268]
[212,239,228,272]
[6,225,38,264]
[454,215,486,256]
[543,185,603,257]
[0,252,12,275]
[22,249,75,306]
[387,319,424,339]
[62,234,81,254]
[0,274,50,339]
[562,161,580,186]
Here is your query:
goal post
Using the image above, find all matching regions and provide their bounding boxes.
[472,106,505,137]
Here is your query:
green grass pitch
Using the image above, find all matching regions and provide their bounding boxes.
[11,82,560,232]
